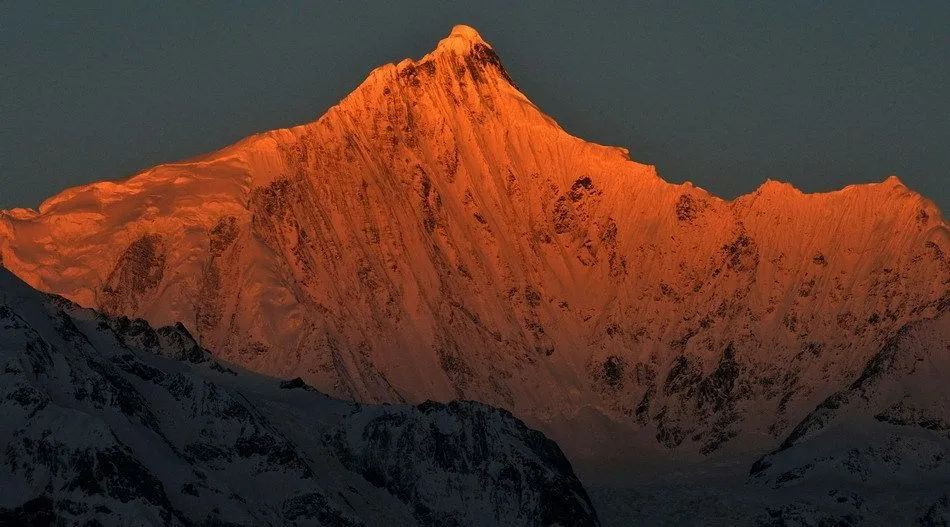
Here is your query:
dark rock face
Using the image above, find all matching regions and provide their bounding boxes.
[0,268,597,526]
[467,43,516,86]
[209,216,240,257]
[328,400,598,526]
[674,194,701,222]
[100,234,167,315]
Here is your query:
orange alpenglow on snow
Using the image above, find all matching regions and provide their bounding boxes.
[0,25,947,465]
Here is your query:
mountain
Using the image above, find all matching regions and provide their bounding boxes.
[0,266,597,525]
[590,311,948,525]
[586,311,948,525]
[745,311,949,524]
[1,22,947,498]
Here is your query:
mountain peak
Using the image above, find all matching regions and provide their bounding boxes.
[450,24,486,42]
[882,174,905,188]
[378,23,515,89]
[433,24,491,55]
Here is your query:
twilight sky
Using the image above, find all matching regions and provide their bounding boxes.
[2,1,948,211]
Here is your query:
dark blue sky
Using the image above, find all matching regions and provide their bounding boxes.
[2,1,948,210]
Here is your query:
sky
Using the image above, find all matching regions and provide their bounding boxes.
[2,1,948,211]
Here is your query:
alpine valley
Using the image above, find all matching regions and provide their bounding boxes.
[1,25,947,525]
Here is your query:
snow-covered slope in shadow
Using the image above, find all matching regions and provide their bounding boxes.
[589,311,948,526]
[0,266,596,526]
[746,311,949,524]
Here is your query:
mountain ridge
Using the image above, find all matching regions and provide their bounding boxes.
[0,25,946,473]
[3,24,941,223]
[0,265,598,525]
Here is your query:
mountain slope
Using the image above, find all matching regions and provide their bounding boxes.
[745,311,949,524]
[588,312,948,525]
[0,25,947,466]
[0,266,597,526]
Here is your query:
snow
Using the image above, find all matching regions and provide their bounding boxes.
[0,267,597,525]
[0,24,947,524]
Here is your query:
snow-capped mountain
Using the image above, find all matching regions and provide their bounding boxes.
[0,22,947,509]
[0,266,597,525]
[586,310,947,525]
[745,311,949,524]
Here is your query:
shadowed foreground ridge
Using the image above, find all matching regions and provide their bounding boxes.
[0,267,597,526]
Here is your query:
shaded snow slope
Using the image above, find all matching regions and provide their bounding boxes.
[746,311,949,524]
[588,311,948,526]
[0,266,597,526]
